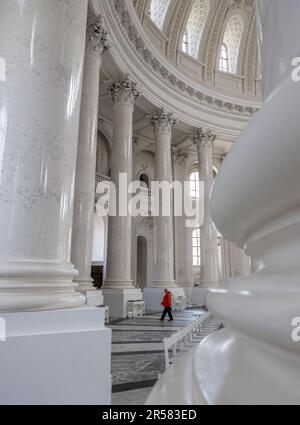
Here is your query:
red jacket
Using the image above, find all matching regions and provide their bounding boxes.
[162,292,172,308]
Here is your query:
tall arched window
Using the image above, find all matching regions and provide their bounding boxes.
[149,0,171,30]
[219,43,229,72]
[139,173,150,188]
[221,15,244,74]
[190,171,200,199]
[182,0,210,58]
[192,228,201,266]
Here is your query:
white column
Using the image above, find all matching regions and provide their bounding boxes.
[173,156,193,303]
[0,0,111,405]
[193,130,219,287]
[0,0,88,312]
[71,17,109,306]
[151,110,177,288]
[102,76,142,317]
[175,222,193,288]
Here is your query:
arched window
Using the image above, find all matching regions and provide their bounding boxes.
[189,171,200,199]
[149,0,171,30]
[219,43,229,72]
[182,30,189,54]
[182,0,210,58]
[139,173,150,188]
[221,15,244,74]
[192,228,201,266]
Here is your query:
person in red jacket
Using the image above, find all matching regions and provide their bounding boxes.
[160,289,174,321]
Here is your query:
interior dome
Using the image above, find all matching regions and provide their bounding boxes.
[134,0,262,101]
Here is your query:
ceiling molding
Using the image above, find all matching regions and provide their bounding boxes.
[97,0,262,140]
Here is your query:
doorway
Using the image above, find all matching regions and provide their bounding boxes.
[136,236,147,290]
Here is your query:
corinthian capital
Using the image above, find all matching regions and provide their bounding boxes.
[86,16,110,57]
[108,75,141,106]
[192,129,216,149]
[150,109,177,134]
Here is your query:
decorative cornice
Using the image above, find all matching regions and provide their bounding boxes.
[150,109,177,134]
[107,75,141,106]
[193,129,216,149]
[112,0,259,118]
[87,16,110,57]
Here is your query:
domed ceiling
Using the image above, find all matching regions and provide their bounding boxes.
[134,0,261,100]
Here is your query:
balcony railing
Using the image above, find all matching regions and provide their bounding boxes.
[95,172,110,184]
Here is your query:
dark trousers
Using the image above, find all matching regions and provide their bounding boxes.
[161,307,173,321]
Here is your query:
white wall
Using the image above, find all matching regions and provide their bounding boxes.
[97,132,111,176]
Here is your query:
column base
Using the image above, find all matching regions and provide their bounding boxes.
[199,280,218,289]
[0,307,111,404]
[143,287,185,312]
[102,288,143,318]
[103,279,135,290]
[0,261,86,312]
[151,280,177,288]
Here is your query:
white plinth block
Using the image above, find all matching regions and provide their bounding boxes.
[0,308,111,405]
[103,288,143,318]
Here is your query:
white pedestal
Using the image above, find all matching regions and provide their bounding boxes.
[191,287,210,307]
[78,288,104,307]
[102,288,143,318]
[143,287,185,312]
[0,307,111,405]
[181,287,194,306]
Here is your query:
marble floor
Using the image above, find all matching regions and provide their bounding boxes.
[109,309,207,403]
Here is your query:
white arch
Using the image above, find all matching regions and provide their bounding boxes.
[183,0,210,58]
[149,0,171,30]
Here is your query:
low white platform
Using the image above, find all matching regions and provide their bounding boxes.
[143,287,186,312]
[78,287,103,307]
[102,288,143,318]
[191,287,210,307]
[0,307,111,405]
[182,287,194,305]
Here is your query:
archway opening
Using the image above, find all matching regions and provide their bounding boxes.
[139,173,150,188]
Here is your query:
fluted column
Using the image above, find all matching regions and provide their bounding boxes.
[0,0,88,312]
[173,157,193,290]
[71,17,109,304]
[193,130,219,287]
[151,110,177,288]
[103,76,140,289]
